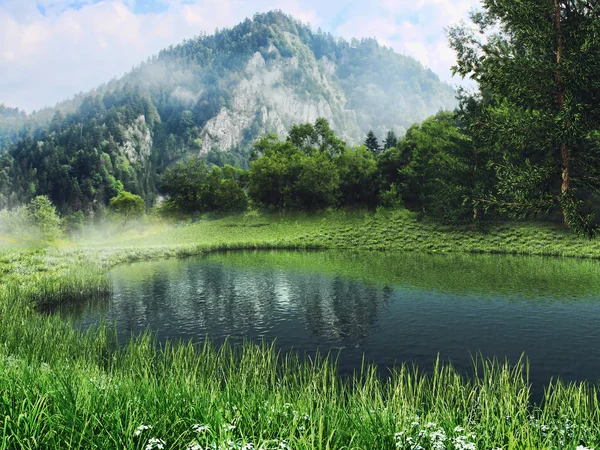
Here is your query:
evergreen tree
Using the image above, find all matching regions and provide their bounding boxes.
[449,0,600,236]
[383,130,398,150]
[365,131,380,155]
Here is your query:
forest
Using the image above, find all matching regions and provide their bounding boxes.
[1,4,599,237]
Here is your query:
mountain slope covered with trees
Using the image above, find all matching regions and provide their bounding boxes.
[0,11,455,215]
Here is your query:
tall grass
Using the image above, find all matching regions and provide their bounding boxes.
[1,209,600,448]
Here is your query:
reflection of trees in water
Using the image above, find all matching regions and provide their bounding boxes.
[298,276,391,345]
[62,259,394,345]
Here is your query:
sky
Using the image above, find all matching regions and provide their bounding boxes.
[0,0,482,112]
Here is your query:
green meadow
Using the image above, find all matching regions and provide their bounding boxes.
[1,209,600,449]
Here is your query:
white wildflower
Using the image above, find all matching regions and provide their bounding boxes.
[453,434,477,450]
[134,425,152,437]
[192,424,210,433]
[145,438,166,450]
[576,446,594,450]
[186,442,202,450]
[241,444,254,450]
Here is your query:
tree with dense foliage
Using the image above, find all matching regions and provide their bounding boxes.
[248,131,340,211]
[108,191,145,229]
[287,117,346,158]
[396,112,474,222]
[364,131,381,155]
[160,158,247,215]
[449,0,600,235]
[337,146,378,207]
[383,130,399,150]
[26,195,63,241]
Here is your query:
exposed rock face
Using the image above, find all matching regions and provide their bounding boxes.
[200,49,361,154]
[119,115,152,164]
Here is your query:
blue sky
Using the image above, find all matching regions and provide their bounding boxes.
[0,0,481,111]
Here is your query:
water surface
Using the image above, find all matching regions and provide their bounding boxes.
[53,251,600,397]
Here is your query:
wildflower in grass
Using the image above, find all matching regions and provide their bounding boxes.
[145,438,166,450]
[429,429,446,450]
[278,441,291,450]
[192,424,210,433]
[576,446,594,450]
[134,425,152,437]
[224,424,236,431]
[453,433,476,450]
[241,444,254,450]
[186,442,202,450]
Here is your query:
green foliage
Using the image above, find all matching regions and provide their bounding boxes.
[337,146,378,206]
[448,0,600,234]
[3,211,600,447]
[0,196,63,241]
[0,11,457,217]
[394,112,481,222]
[364,130,380,155]
[160,158,247,216]
[108,191,145,228]
[26,196,63,241]
[383,130,398,150]
[286,117,346,158]
[248,132,340,211]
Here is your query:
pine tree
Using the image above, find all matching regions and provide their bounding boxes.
[383,130,398,150]
[449,0,600,236]
[365,130,380,155]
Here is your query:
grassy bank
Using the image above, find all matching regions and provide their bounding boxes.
[1,209,600,449]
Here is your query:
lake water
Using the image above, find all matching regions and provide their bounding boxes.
[52,250,600,397]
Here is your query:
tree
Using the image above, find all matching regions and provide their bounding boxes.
[337,146,378,206]
[448,0,600,235]
[108,191,145,229]
[383,130,398,150]
[365,131,381,155]
[397,112,473,222]
[160,159,247,215]
[161,159,211,214]
[26,195,63,241]
[287,117,346,157]
[248,131,340,211]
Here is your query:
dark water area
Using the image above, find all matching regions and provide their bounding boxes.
[51,250,600,400]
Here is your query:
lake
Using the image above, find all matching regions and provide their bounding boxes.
[51,250,600,398]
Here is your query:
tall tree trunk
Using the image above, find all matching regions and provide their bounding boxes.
[472,146,481,221]
[554,0,571,224]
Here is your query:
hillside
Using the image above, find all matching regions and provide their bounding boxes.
[0,11,456,213]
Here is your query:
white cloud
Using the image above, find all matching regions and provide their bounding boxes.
[0,0,478,111]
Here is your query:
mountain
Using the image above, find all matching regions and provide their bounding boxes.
[0,10,457,213]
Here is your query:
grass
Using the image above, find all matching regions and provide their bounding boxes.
[1,208,600,449]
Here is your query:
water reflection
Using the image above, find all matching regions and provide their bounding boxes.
[52,251,600,399]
